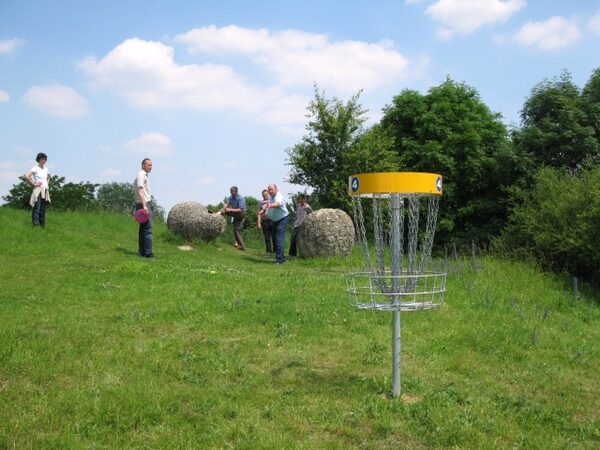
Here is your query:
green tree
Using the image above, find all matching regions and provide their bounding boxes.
[513,69,599,173]
[380,78,524,244]
[498,166,600,286]
[582,67,600,142]
[96,182,135,215]
[2,175,98,211]
[287,87,398,211]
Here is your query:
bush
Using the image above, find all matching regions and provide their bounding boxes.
[498,166,600,285]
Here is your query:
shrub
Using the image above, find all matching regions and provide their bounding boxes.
[498,166,600,285]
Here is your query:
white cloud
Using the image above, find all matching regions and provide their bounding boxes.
[0,38,25,55]
[100,168,121,177]
[197,176,216,186]
[426,0,525,39]
[513,16,580,50]
[176,25,408,92]
[588,12,600,34]
[80,28,410,126]
[23,84,89,117]
[0,90,9,102]
[123,132,173,156]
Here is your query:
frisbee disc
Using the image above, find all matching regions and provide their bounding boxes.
[135,209,150,224]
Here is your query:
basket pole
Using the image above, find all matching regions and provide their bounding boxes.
[390,193,402,397]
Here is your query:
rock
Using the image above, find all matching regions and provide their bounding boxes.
[297,208,355,258]
[167,202,226,241]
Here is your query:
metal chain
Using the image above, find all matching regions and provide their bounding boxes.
[418,196,439,274]
[407,195,420,275]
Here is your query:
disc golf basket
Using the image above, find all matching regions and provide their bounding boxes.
[345,172,446,398]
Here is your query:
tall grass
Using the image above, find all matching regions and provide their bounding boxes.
[0,208,598,448]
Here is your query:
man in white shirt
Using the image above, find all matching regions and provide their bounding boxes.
[134,158,154,258]
[266,183,290,264]
[25,152,51,228]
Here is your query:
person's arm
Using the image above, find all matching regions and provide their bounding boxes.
[268,193,283,208]
[138,186,148,211]
[25,170,41,187]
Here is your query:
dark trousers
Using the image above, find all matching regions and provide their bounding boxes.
[32,195,47,226]
[289,226,300,256]
[261,217,274,253]
[271,215,289,263]
[136,203,153,257]
[227,212,246,249]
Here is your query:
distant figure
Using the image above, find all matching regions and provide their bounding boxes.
[25,152,51,228]
[288,194,313,257]
[219,186,247,250]
[266,183,289,264]
[134,158,154,258]
[257,188,274,253]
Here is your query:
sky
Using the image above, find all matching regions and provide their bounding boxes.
[1,0,599,212]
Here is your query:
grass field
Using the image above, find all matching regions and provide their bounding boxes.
[0,207,599,449]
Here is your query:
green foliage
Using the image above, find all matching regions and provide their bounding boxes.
[96,182,135,215]
[287,86,398,212]
[498,166,600,285]
[51,176,99,211]
[513,69,599,173]
[380,78,525,244]
[2,175,98,211]
[1,176,31,209]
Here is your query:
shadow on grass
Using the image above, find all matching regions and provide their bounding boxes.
[115,246,139,256]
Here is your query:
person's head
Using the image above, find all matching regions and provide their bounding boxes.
[297,194,307,206]
[230,186,239,197]
[35,152,47,166]
[267,183,278,197]
[261,189,269,200]
[141,158,153,173]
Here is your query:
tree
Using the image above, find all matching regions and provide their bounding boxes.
[582,67,600,143]
[513,69,599,173]
[96,182,135,215]
[380,78,524,244]
[498,166,600,286]
[287,87,398,211]
[2,175,98,211]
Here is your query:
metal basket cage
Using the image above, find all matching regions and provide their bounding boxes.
[345,270,446,311]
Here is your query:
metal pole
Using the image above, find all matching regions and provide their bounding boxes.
[390,194,402,398]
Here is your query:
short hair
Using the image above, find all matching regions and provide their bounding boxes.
[36,152,47,162]
[141,158,151,166]
[230,186,238,193]
[297,194,307,201]
[262,189,268,194]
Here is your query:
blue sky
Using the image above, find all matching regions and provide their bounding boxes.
[1,0,599,212]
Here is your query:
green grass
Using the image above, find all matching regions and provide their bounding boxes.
[0,208,599,448]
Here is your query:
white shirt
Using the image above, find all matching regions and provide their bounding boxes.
[30,165,49,189]
[134,169,151,203]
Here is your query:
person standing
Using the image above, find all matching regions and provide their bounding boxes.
[288,194,313,257]
[257,188,274,253]
[134,158,154,258]
[266,183,289,264]
[219,186,247,250]
[26,152,51,228]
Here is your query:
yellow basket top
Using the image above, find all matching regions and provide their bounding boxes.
[348,172,443,197]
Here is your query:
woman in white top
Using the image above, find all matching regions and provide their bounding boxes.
[25,152,50,227]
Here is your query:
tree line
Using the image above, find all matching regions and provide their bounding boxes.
[2,178,166,222]
[287,69,600,286]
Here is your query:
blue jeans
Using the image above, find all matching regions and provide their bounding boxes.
[135,203,153,257]
[271,215,289,263]
[32,195,47,226]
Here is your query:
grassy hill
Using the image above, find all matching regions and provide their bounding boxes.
[0,208,598,448]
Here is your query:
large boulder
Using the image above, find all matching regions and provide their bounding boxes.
[167,202,226,241]
[297,208,355,258]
